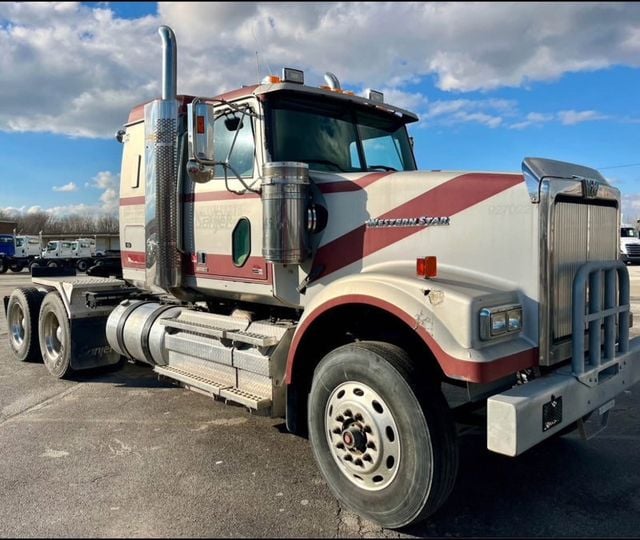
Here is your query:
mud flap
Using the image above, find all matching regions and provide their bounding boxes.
[70,316,121,370]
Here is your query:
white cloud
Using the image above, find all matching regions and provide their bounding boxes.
[558,110,608,125]
[509,112,555,130]
[52,181,78,192]
[422,98,514,128]
[622,192,640,223]
[88,170,117,190]
[99,188,118,213]
[1,2,640,138]
[2,202,112,218]
[4,170,119,216]
[86,170,118,212]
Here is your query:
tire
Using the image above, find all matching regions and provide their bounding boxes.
[38,292,73,378]
[29,261,40,273]
[6,287,45,362]
[308,341,458,529]
[10,263,24,272]
[47,261,59,268]
[0,260,8,273]
[76,259,89,272]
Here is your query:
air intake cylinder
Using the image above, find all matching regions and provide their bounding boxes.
[262,161,311,264]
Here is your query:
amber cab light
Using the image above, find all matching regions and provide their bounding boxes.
[416,256,437,278]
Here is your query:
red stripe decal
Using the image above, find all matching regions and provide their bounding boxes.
[285,294,538,384]
[313,173,522,279]
[182,191,261,203]
[120,196,146,206]
[186,254,271,283]
[122,251,271,283]
[317,172,391,194]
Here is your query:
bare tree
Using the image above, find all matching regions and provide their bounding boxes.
[0,210,119,236]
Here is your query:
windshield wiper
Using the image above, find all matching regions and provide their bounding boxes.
[304,158,347,172]
[367,165,397,172]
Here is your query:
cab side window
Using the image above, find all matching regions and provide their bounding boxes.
[214,110,255,178]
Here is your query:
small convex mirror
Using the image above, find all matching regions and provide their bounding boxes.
[187,101,215,183]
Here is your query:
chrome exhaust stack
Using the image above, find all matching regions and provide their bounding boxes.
[144,25,181,293]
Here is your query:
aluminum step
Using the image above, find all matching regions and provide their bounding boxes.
[158,318,233,340]
[154,365,271,411]
[159,311,291,348]
[225,330,279,347]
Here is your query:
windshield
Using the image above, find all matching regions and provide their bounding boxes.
[0,236,13,244]
[621,227,637,238]
[268,93,417,173]
[15,238,24,247]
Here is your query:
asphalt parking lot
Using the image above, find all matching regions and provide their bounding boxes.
[0,267,639,538]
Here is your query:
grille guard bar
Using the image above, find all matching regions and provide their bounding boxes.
[572,260,630,386]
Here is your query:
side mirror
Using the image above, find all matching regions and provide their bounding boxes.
[187,101,216,183]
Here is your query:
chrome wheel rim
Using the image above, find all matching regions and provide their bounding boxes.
[325,381,401,491]
[42,310,63,366]
[8,302,26,348]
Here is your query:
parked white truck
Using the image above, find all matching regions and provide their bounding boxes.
[0,234,42,273]
[620,225,640,264]
[3,26,639,528]
[31,239,100,272]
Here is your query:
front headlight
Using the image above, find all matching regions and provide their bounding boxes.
[480,304,523,340]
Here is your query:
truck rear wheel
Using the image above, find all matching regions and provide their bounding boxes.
[76,259,89,272]
[0,260,8,273]
[38,292,73,378]
[10,263,24,272]
[6,287,45,362]
[308,341,458,529]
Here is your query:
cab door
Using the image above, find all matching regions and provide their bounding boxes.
[183,98,273,299]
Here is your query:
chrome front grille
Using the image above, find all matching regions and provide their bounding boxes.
[627,243,640,256]
[551,201,617,341]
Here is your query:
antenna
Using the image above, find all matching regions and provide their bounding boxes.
[251,23,273,81]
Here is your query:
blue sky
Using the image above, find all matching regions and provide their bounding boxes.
[0,2,639,221]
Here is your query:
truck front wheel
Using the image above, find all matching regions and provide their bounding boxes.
[308,341,458,529]
[38,292,73,378]
[6,287,45,362]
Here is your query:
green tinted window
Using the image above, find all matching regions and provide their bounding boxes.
[232,218,251,267]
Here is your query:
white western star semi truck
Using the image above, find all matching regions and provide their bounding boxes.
[4,27,640,528]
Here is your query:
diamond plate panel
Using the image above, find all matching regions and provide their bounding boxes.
[168,351,237,387]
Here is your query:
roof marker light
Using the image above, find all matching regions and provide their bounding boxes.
[282,67,304,84]
[261,75,281,84]
[366,89,384,103]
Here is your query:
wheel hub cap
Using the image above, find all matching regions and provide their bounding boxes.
[342,426,366,451]
[325,381,401,491]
